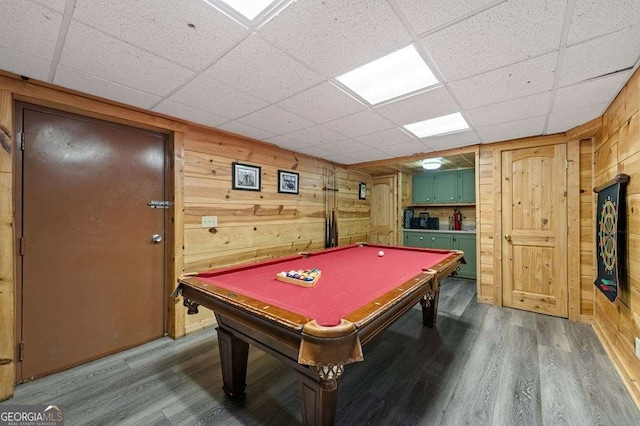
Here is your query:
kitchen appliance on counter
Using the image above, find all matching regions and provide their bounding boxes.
[426,217,439,229]
[408,212,440,229]
[403,209,414,229]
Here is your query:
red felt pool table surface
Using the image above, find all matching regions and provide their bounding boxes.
[190,244,456,327]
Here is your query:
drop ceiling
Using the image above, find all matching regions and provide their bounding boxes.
[1,0,639,165]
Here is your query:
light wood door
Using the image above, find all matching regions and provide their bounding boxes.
[501,144,568,317]
[370,175,398,244]
[18,104,167,381]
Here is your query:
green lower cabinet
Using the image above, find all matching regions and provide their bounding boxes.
[404,231,476,279]
[454,234,476,279]
[404,231,427,248]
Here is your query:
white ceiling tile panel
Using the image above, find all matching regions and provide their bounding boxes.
[420,130,480,150]
[0,1,61,61]
[567,0,640,45]
[466,92,551,127]
[379,139,432,157]
[355,128,414,148]
[324,110,395,139]
[298,145,342,158]
[342,148,390,163]
[278,125,347,146]
[395,0,502,36]
[153,99,230,128]
[169,74,268,119]
[320,139,370,154]
[257,0,411,76]
[218,121,276,141]
[237,105,314,135]
[559,25,640,87]
[374,86,459,125]
[203,34,323,103]
[422,0,565,82]
[265,135,312,151]
[553,71,632,112]
[477,116,547,143]
[54,66,161,109]
[72,0,248,71]
[31,0,66,12]
[60,22,194,96]
[546,102,608,134]
[276,82,367,124]
[449,52,558,109]
[0,46,51,80]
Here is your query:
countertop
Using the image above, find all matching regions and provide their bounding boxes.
[403,228,476,234]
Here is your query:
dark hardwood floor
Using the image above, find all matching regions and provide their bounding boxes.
[3,278,639,425]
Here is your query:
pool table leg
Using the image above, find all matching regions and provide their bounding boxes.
[216,327,249,397]
[296,370,339,426]
[419,280,440,328]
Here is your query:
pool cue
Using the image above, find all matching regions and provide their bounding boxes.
[331,169,338,247]
[324,168,330,248]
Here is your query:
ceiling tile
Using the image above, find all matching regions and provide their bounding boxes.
[449,52,557,109]
[203,33,323,103]
[421,130,480,150]
[341,148,390,163]
[237,105,314,135]
[321,139,370,154]
[324,110,395,138]
[553,71,632,112]
[422,0,565,81]
[169,74,268,119]
[0,46,51,80]
[395,0,501,36]
[477,116,546,143]
[374,86,459,125]
[559,25,640,87]
[356,128,414,148]
[0,1,61,61]
[466,91,551,127]
[266,134,313,152]
[379,139,432,157]
[60,21,194,96]
[31,0,66,12]
[257,0,411,76]
[276,82,367,124]
[54,66,161,109]
[218,120,276,141]
[72,0,248,71]
[278,125,347,146]
[153,99,230,128]
[547,102,608,134]
[567,0,640,45]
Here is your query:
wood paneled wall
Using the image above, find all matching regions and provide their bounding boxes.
[579,139,595,319]
[181,127,370,332]
[0,73,371,399]
[592,68,640,405]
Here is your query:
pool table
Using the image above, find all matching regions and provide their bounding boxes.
[176,243,463,425]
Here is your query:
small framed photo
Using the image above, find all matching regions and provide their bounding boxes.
[278,170,299,194]
[359,182,366,200]
[232,162,261,191]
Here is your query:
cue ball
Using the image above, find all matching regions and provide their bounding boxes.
[378,250,384,257]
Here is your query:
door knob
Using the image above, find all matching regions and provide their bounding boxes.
[504,234,512,241]
[152,234,163,243]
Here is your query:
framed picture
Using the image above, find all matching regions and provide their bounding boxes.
[359,182,366,200]
[278,170,299,194]
[232,162,261,191]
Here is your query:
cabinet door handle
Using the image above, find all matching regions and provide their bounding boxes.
[451,196,454,200]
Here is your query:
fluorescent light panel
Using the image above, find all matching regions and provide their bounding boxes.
[217,0,279,20]
[336,45,438,105]
[404,112,470,138]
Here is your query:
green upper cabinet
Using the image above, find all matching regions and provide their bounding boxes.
[412,173,434,204]
[457,168,475,203]
[411,168,475,205]
[433,171,457,203]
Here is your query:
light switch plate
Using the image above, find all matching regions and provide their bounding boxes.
[201,216,218,228]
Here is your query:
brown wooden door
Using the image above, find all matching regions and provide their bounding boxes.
[18,104,167,381]
[501,144,568,317]
[370,175,398,244]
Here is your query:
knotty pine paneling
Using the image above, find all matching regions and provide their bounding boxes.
[579,139,594,317]
[593,67,640,407]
